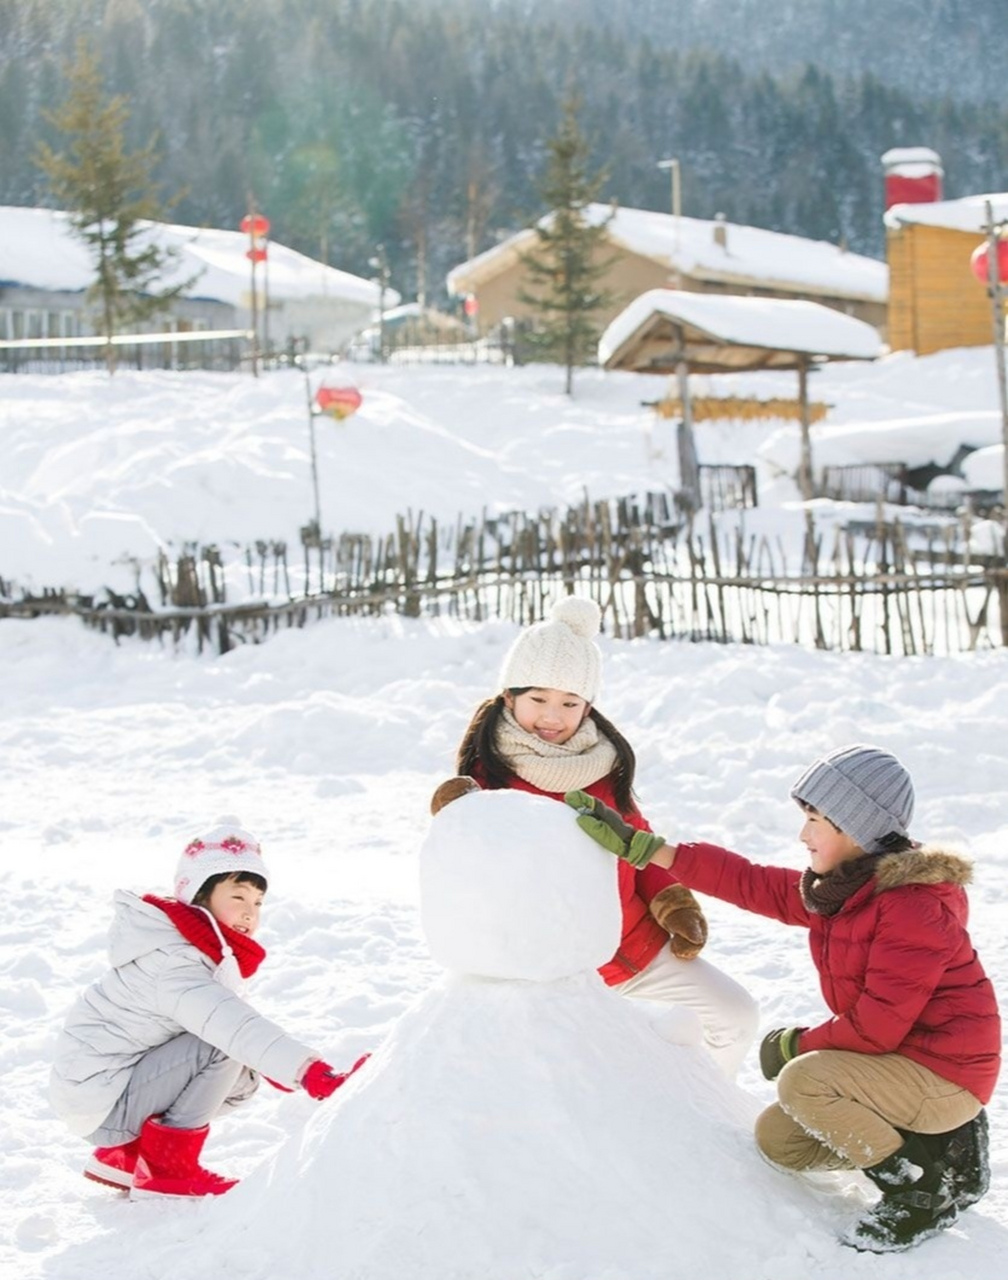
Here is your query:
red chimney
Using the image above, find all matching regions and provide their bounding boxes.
[881,148,943,210]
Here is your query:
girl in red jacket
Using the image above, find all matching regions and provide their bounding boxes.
[456,595,757,1078]
[568,743,1000,1254]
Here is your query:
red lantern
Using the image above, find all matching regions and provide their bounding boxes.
[315,385,363,420]
[245,247,268,263]
[969,239,1008,285]
[463,294,478,317]
[240,214,271,238]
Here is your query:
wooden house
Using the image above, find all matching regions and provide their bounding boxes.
[447,203,887,337]
[885,193,1008,355]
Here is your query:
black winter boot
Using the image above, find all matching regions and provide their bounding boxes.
[842,1133,958,1253]
[921,1111,990,1211]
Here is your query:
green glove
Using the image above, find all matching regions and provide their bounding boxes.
[759,1027,805,1081]
[564,790,667,868]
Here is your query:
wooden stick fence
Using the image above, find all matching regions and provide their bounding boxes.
[3,497,1006,657]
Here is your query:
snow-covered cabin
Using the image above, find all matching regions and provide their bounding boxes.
[884,192,1008,356]
[0,206,397,356]
[446,203,888,336]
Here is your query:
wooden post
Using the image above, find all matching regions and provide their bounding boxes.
[675,354,701,512]
[981,202,1008,644]
[982,204,1008,527]
[797,359,814,501]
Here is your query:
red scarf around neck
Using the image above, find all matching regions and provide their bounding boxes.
[143,894,266,977]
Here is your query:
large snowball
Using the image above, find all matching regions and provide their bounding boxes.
[419,789,622,981]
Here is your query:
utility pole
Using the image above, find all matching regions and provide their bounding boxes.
[368,243,391,363]
[297,357,323,537]
[657,158,681,249]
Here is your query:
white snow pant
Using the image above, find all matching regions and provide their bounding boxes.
[85,1032,259,1146]
[616,946,759,1079]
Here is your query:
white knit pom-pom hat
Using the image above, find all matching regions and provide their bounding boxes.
[174,816,269,904]
[499,596,603,703]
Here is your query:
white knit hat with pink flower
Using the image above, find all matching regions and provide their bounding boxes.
[499,596,604,703]
[174,816,269,904]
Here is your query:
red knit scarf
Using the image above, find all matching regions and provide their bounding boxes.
[143,894,266,977]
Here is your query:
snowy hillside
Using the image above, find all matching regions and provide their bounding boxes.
[1,347,1004,598]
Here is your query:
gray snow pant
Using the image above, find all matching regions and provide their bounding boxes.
[85,1032,260,1146]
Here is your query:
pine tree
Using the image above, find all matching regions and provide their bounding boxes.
[518,94,617,395]
[35,37,192,372]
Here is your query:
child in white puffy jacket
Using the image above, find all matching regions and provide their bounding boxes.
[50,819,367,1199]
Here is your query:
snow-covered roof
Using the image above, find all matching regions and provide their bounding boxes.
[880,147,943,176]
[448,203,887,304]
[883,192,1008,234]
[0,206,391,308]
[599,289,883,373]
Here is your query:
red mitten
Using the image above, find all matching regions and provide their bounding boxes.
[302,1053,371,1100]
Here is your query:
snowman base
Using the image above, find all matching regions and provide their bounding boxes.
[219,972,775,1279]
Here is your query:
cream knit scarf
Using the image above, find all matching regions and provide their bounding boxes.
[494,707,618,794]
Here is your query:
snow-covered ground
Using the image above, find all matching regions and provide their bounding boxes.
[2,346,1004,599]
[1,352,1007,1278]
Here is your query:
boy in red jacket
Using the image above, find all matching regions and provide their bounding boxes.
[567,744,1000,1254]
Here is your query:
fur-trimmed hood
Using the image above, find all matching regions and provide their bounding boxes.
[873,844,973,893]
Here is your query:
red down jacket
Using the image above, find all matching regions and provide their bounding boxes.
[673,840,1001,1103]
[472,768,677,985]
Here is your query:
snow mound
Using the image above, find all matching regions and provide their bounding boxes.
[165,972,852,1280]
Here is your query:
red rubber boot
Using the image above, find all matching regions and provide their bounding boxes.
[130,1116,238,1199]
[84,1138,141,1190]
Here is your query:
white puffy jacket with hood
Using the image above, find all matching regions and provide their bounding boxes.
[50,890,316,1137]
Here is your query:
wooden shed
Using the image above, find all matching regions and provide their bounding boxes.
[598,289,883,501]
[885,193,1008,355]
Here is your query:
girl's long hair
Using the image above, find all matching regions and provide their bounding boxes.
[456,691,638,813]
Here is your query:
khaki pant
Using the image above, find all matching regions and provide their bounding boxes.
[756,1049,983,1171]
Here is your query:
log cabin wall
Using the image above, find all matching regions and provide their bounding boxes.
[887,223,999,354]
[466,246,885,334]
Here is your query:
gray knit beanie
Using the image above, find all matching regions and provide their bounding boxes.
[790,744,914,853]
[499,596,603,703]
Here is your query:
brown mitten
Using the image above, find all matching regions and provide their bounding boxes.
[430,775,481,815]
[649,884,708,960]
